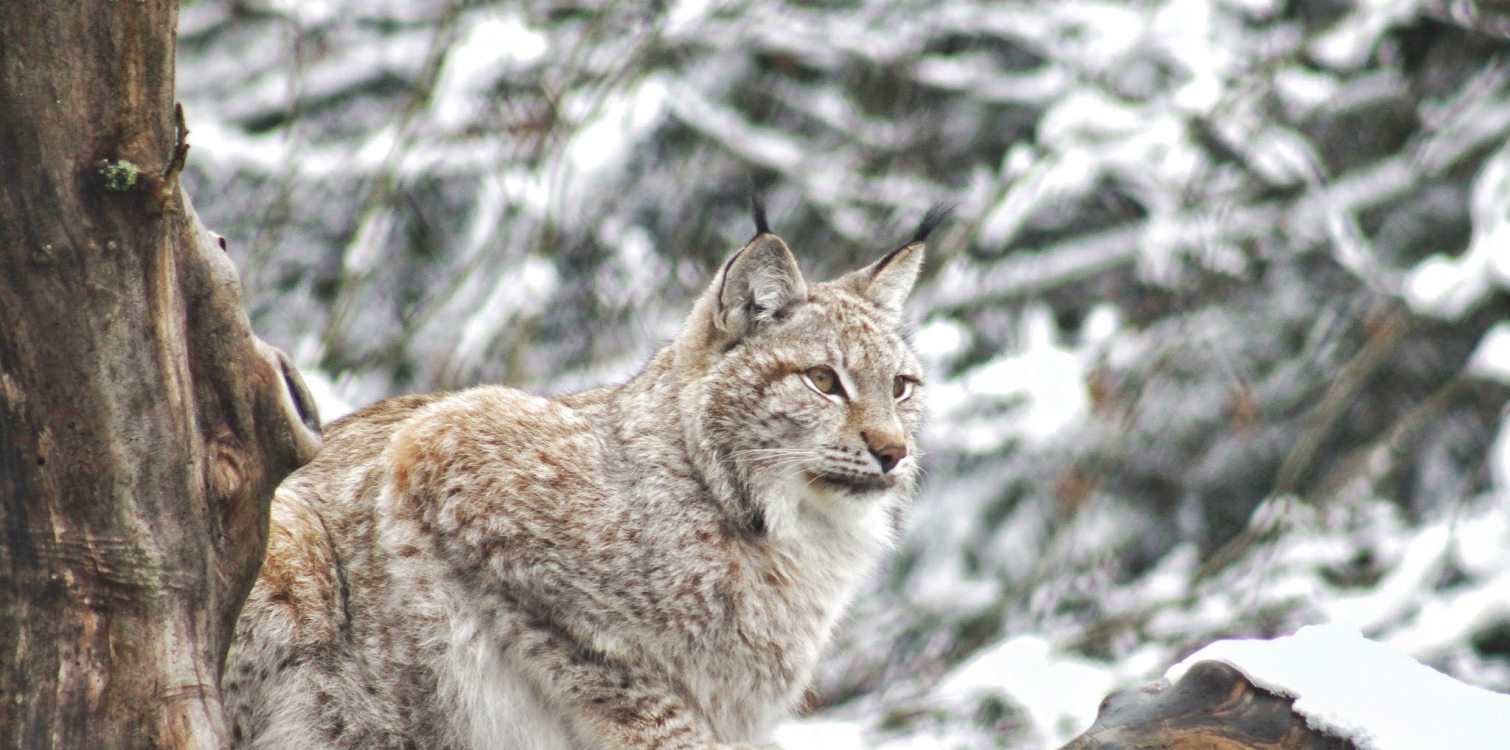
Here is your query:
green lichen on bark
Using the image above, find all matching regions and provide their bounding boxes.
[97,159,141,191]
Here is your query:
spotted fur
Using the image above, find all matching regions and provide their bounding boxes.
[223,228,929,750]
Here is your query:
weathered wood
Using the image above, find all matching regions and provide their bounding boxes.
[1057,660,1356,750]
[0,2,322,748]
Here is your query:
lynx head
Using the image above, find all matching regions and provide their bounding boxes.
[674,203,950,540]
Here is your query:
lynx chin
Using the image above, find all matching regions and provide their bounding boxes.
[223,204,950,750]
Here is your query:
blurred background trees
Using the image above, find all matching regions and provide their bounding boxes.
[177,0,1510,746]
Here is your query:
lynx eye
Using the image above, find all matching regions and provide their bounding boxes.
[893,376,917,401]
[804,366,844,397]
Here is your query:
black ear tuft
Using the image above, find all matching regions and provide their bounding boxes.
[911,203,956,244]
[750,191,771,238]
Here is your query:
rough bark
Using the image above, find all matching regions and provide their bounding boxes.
[1057,660,1356,750]
[0,2,322,748]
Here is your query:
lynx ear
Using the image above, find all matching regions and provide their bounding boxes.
[841,244,924,324]
[840,205,949,324]
[715,233,808,338]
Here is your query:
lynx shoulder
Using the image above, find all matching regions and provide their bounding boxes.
[224,207,947,750]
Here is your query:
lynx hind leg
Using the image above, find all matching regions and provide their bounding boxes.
[224,490,358,748]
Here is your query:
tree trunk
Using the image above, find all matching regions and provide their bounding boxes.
[0,2,322,748]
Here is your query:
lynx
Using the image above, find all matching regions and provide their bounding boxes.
[223,204,948,750]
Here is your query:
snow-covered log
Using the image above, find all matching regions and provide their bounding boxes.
[1061,625,1510,750]
[1058,659,1350,750]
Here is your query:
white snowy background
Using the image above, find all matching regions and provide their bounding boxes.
[177,0,1510,747]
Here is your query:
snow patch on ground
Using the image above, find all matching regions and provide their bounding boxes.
[773,719,867,750]
[934,634,1115,746]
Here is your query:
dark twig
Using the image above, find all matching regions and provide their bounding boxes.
[1271,311,1412,497]
[1192,311,1414,583]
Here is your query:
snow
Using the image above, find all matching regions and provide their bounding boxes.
[565,77,672,180]
[774,720,866,750]
[432,11,548,130]
[911,56,1069,105]
[977,149,1100,249]
[925,305,1091,450]
[452,255,560,373]
[1493,413,1510,496]
[934,635,1115,746]
[776,634,1116,750]
[296,368,356,423]
[662,0,717,39]
[342,209,397,276]
[1274,66,1343,118]
[1467,322,1510,386]
[913,319,971,372]
[1167,623,1510,750]
[668,81,805,172]
[1403,140,1510,319]
[1378,499,1510,662]
[1325,523,1451,634]
[1308,0,1418,70]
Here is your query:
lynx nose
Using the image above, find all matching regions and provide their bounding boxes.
[867,439,908,474]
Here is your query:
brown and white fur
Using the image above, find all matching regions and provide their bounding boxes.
[223,208,943,750]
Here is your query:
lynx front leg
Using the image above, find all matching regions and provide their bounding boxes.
[493,612,735,750]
